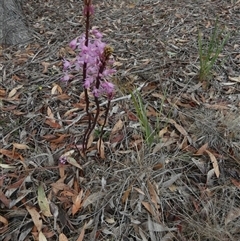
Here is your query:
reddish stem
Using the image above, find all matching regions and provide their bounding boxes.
[82,2,91,154]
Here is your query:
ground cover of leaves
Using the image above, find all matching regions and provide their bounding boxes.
[0,0,240,240]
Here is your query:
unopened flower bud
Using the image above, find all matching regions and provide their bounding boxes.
[103,46,114,60]
[83,5,94,16]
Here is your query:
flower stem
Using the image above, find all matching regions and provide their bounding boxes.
[98,99,111,156]
[84,60,106,152]
[82,1,91,154]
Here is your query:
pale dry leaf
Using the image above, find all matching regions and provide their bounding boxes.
[159,126,168,137]
[133,187,145,196]
[206,20,211,28]
[206,168,215,185]
[8,85,23,98]
[151,92,165,100]
[72,190,83,215]
[221,82,236,86]
[101,176,106,190]
[62,150,74,157]
[231,178,240,189]
[102,228,114,235]
[26,206,42,232]
[113,61,123,67]
[18,223,33,241]
[0,215,8,233]
[76,224,86,241]
[0,163,15,169]
[229,76,240,83]
[97,138,105,159]
[147,105,157,117]
[122,188,132,204]
[131,218,141,224]
[51,84,62,95]
[111,119,124,134]
[204,103,228,110]
[152,163,164,171]
[139,228,148,241]
[51,175,66,194]
[47,107,54,120]
[67,157,83,170]
[75,218,93,239]
[87,131,94,149]
[82,192,104,208]
[147,220,177,232]
[105,218,115,224]
[59,233,68,241]
[9,190,32,208]
[12,143,30,150]
[195,143,208,155]
[205,150,220,178]
[38,183,52,217]
[162,173,182,188]
[8,88,17,98]
[51,85,58,95]
[50,134,68,144]
[147,180,160,209]
[65,46,76,55]
[0,88,6,97]
[191,158,206,174]
[49,202,59,230]
[168,185,177,192]
[85,219,93,228]
[168,118,192,143]
[147,215,157,241]
[63,108,80,117]
[41,61,51,73]
[170,120,187,135]
[153,139,176,154]
[39,231,47,241]
[142,201,155,216]
[225,207,240,225]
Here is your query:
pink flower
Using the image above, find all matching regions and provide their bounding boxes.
[94,40,106,55]
[59,156,67,165]
[92,87,100,97]
[69,38,78,50]
[84,76,94,88]
[75,56,84,71]
[62,28,116,100]
[63,59,71,70]
[101,69,116,78]
[101,81,114,95]
[62,73,71,82]
[92,81,115,98]
[91,29,103,39]
[80,53,96,65]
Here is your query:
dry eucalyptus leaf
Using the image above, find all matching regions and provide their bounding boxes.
[59,233,68,241]
[39,231,47,241]
[12,143,30,150]
[111,119,124,134]
[38,183,52,217]
[225,207,240,225]
[205,150,220,178]
[26,206,42,232]
[97,138,105,159]
[229,76,240,83]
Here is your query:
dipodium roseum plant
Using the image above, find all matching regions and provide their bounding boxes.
[62,0,116,157]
